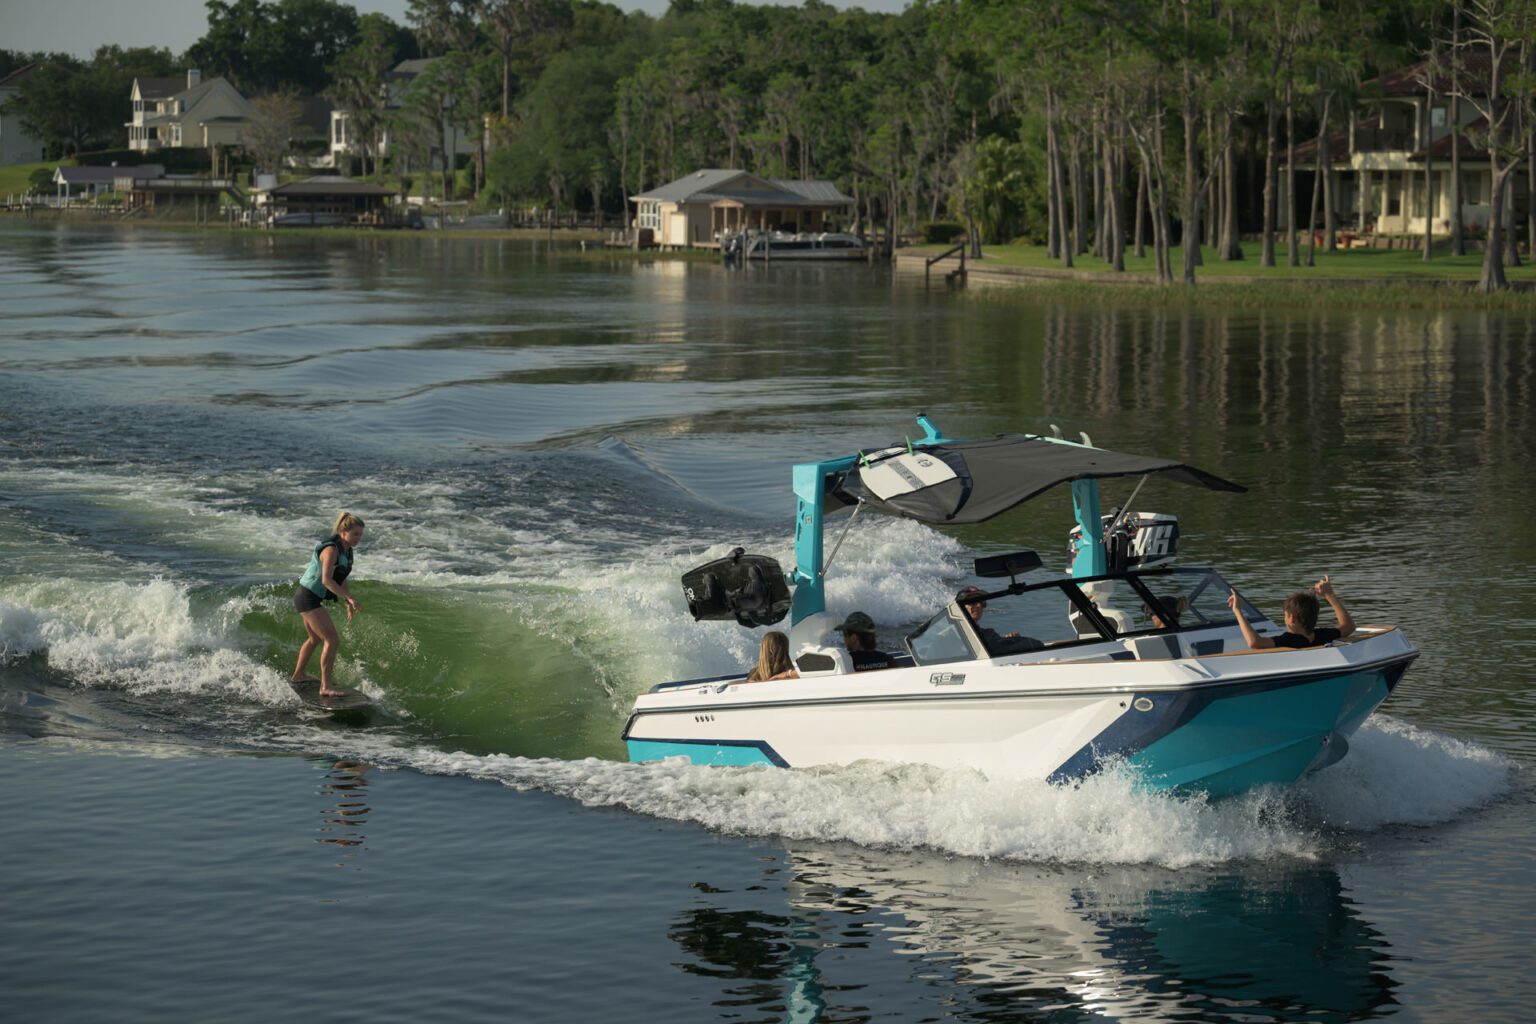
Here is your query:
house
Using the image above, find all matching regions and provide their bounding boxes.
[631,170,856,249]
[128,70,251,152]
[0,62,46,164]
[1295,53,1527,238]
[329,58,477,174]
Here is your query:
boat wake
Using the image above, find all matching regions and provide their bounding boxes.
[245,712,1512,869]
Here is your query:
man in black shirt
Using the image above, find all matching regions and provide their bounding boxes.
[1228,575,1356,649]
[835,611,893,671]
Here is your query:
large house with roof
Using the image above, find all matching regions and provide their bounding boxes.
[0,62,46,164]
[1295,53,1528,238]
[631,170,855,249]
[128,70,251,152]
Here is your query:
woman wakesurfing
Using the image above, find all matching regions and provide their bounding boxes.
[291,511,365,697]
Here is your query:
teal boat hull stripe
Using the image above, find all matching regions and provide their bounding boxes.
[627,738,790,768]
[1049,659,1413,796]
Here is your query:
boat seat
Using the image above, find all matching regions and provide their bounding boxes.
[1129,634,1183,660]
[795,644,851,676]
[1069,605,1134,638]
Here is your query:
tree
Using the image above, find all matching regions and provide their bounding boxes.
[398,55,467,199]
[0,49,38,80]
[488,46,617,217]
[6,46,176,157]
[244,90,304,174]
[1449,0,1536,291]
[188,0,361,94]
[327,14,402,177]
[408,0,495,195]
[482,0,567,119]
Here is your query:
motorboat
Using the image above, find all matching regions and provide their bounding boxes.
[622,416,1417,797]
[724,230,869,261]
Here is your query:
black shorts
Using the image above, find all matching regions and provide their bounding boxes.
[293,586,328,613]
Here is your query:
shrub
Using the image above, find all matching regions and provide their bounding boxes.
[922,221,966,244]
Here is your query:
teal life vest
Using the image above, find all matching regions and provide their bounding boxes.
[298,534,354,600]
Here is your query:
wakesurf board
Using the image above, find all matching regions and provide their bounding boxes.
[289,678,373,711]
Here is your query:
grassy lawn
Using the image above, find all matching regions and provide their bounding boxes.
[916,241,1536,282]
[0,158,71,198]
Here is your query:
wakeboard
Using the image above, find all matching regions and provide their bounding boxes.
[289,678,373,711]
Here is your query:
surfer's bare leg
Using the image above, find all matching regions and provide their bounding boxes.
[292,616,324,682]
[299,608,343,694]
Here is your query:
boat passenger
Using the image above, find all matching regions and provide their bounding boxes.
[1227,575,1355,649]
[958,586,1044,653]
[835,611,893,671]
[745,631,798,682]
[1147,594,1186,630]
[291,512,365,696]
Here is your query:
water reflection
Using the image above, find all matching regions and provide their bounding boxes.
[671,843,1396,1023]
[315,760,370,851]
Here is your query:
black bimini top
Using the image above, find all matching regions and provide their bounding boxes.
[840,434,1245,524]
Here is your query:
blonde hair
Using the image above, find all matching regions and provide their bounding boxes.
[333,512,366,536]
[746,631,793,682]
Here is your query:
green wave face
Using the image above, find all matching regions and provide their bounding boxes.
[240,583,632,760]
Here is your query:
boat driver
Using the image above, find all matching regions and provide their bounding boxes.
[834,611,894,671]
[958,586,1044,653]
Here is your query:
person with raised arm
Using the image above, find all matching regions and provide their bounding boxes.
[1227,575,1355,649]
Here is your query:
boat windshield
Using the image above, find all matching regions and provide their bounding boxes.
[905,607,977,666]
[1129,567,1258,632]
[905,568,1262,665]
[958,581,1110,656]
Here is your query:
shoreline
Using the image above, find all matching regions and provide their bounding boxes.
[11,211,1536,306]
[895,246,1536,308]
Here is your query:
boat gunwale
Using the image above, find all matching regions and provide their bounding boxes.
[627,641,1418,720]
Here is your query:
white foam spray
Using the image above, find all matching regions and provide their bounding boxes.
[263,712,1512,869]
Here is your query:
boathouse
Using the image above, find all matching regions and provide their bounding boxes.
[631,170,854,249]
[258,176,396,226]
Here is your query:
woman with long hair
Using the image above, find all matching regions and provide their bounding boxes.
[745,630,797,682]
[292,511,365,696]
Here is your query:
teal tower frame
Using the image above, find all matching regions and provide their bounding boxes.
[787,416,1111,626]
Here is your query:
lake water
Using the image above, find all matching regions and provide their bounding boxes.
[2,223,1533,1022]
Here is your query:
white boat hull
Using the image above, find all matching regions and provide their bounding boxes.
[624,627,1416,797]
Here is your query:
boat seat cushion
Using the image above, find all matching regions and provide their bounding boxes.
[795,644,851,676]
[1130,634,1183,660]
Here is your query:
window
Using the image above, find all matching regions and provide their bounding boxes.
[638,201,661,231]
[1132,569,1259,631]
[1431,107,1446,128]
[905,609,977,666]
[1073,578,1162,636]
[961,583,1106,656]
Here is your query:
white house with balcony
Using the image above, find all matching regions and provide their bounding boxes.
[128,70,250,152]
[1295,54,1525,239]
